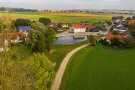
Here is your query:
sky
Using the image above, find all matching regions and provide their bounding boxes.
[0,0,135,10]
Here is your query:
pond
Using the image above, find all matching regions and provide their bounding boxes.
[55,36,87,44]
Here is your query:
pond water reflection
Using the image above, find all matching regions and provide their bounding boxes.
[55,36,87,44]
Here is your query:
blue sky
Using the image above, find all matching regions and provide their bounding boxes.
[0,0,134,10]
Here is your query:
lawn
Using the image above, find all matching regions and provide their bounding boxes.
[61,43,135,90]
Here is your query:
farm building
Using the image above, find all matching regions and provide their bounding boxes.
[4,10,9,13]
[73,24,86,33]
[62,24,68,28]
[105,30,131,44]
[86,24,95,32]
[58,28,63,31]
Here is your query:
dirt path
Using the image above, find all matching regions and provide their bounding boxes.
[50,44,90,90]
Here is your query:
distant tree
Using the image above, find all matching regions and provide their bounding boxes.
[107,20,112,25]
[132,15,135,20]
[112,16,117,20]
[124,37,135,48]
[26,53,55,89]
[127,17,132,20]
[0,7,5,11]
[117,16,124,20]
[39,18,51,26]
[110,37,121,48]
[14,19,31,28]
[57,23,62,28]
[88,35,97,45]
[113,30,120,35]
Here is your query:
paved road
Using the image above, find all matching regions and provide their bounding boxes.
[50,44,90,90]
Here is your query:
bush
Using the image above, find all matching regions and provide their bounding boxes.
[88,35,97,45]
[14,19,31,28]
[113,30,120,35]
[39,18,51,26]
[110,37,121,48]
[124,37,135,48]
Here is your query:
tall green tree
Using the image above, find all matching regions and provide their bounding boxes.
[27,22,56,53]
[39,18,51,26]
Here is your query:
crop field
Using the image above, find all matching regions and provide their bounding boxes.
[0,12,115,23]
[61,43,135,90]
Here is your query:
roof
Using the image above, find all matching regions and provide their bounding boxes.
[113,27,128,31]
[18,26,30,31]
[17,31,24,35]
[74,24,86,29]
[62,24,68,26]
[47,23,57,27]
[122,30,131,36]
[106,34,124,42]
[86,24,95,30]
[58,28,63,30]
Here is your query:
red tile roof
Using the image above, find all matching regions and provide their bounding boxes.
[17,31,24,35]
[58,28,63,30]
[106,34,124,42]
[106,30,131,42]
[74,24,86,29]
[62,24,68,26]
[122,30,131,36]
[86,24,95,30]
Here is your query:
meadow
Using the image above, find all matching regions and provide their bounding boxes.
[61,43,135,90]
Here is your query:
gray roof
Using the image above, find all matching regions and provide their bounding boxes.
[113,27,128,30]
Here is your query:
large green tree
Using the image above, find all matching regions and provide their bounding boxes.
[27,22,56,53]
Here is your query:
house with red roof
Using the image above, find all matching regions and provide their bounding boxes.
[62,24,68,28]
[58,28,63,31]
[105,30,131,44]
[104,22,108,27]
[86,24,95,32]
[73,24,86,33]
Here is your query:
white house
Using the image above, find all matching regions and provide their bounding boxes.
[113,27,128,33]
[62,24,68,28]
[73,24,86,33]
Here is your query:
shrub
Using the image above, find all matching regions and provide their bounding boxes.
[39,18,51,26]
[124,37,135,48]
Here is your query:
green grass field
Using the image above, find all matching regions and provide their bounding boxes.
[61,43,135,90]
